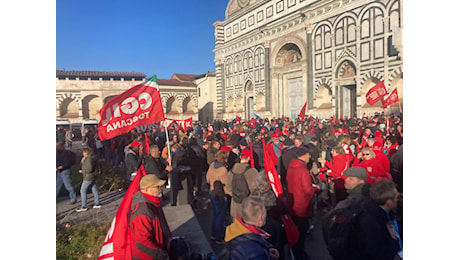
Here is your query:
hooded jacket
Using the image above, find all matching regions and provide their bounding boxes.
[286,158,317,218]
[224,217,273,260]
[226,162,258,218]
[129,191,171,260]
[81,152,97,181]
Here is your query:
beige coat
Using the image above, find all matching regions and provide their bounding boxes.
[226,162,259,218]
[206,162,230,194]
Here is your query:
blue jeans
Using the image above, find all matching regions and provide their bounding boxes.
[56,169,76,202]
[209,194,227,240]
[80,180,100,207]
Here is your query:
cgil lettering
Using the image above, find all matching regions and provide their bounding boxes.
[106,111,150,133]
[101,91,153,126]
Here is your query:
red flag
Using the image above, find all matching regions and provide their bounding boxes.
[183,117,193,132]
[235,115,241,123]
[381,88,399,108]
[98,76,165,141]
[281,214,300,249]
[262,139,283,199]
[98,166,147,260]
[298,101,307,119]
[366,81,388,106]
[262,139,299,248]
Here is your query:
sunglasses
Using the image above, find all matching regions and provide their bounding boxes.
[363,153,370,156]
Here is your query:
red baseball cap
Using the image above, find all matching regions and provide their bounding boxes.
[240,149,251,157]
[220,146,232,152]
[130,141,142,147]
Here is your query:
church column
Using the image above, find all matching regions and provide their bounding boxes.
[264,45,271,112]
[306,24,314,110]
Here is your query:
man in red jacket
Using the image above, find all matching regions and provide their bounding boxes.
[286,147,318,260]
[129,174,171,259]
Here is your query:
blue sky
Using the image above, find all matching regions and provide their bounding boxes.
[56,0,229,79]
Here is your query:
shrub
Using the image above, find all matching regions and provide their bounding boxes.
[56,221,111,260]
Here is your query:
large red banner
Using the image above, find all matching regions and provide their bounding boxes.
[98,76,164,140]
[262,139,299,248]
[98,166,147,260]
[366,81,388,106]
[382,88,399,108]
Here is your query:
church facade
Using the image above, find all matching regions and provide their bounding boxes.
[213,0,403,120]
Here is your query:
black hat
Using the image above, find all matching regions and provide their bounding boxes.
[295,147,310,157]
[239,139,248,146]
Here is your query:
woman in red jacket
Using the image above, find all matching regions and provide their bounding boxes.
[318,146,350,204]
[352,147,392,185]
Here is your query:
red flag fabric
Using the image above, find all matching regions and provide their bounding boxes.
[235,115,241,123]
[298,101,307,119]
[381,88,399,108]
[262,139,283,198]
[183,117,193,132]
[98,76,164,141]
[281,213,300,249]
[366,81,388,106]
[262,139,298,248]
[98,166,147,260]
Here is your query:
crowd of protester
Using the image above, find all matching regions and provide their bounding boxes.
[57,111,403,259]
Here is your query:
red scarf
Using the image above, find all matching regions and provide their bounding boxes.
[235,216,271,240]
[141,192,162,207]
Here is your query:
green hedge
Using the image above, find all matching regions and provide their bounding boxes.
[56,221,111,260]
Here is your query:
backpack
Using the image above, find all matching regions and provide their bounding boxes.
[322,198,368,260]
[231,167,250,203]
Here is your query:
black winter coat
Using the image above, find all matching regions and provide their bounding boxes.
[350,204,401,260]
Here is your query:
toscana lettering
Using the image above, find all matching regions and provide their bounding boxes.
[105,111,150,133]
[101,91,154,126]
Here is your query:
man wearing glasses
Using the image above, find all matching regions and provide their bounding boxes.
[129,174,171,259]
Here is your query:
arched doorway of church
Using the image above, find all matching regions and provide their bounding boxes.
[336,61,357,118]
[245,81,254,119]
[274,42,303,119]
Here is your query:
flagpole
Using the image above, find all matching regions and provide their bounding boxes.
[164,123,172,167]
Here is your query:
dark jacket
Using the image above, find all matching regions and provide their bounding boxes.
[125,150,142,174]
[229,233,273,260]
[143,155,168,180]
[56,149,74,171]
[351,204,401,260]
[278,145,298,179]
[129,192,170,260]
[225,218,274,260]
[252,142,264,171]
